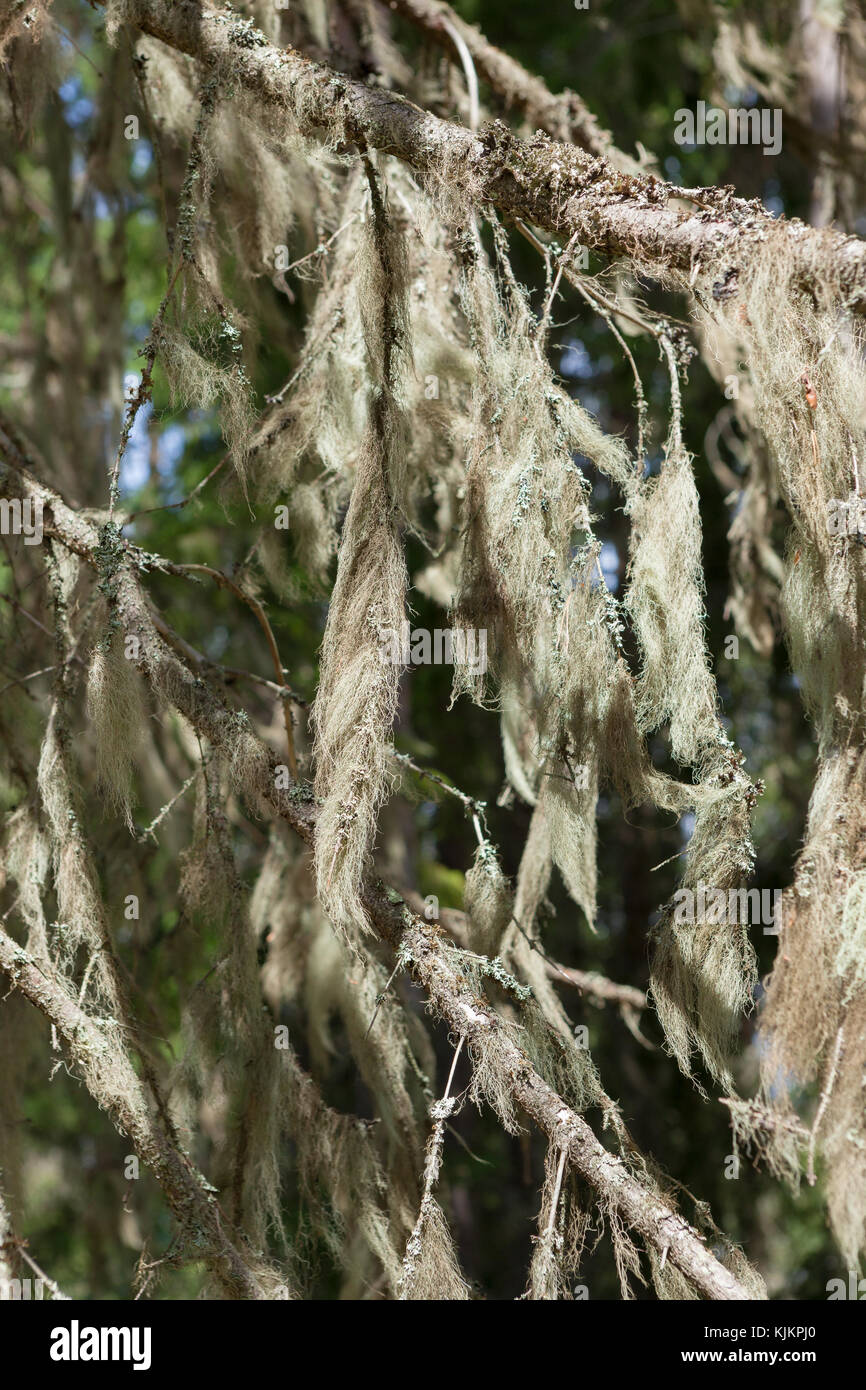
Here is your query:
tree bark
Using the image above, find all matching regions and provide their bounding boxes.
[118,0,866,310]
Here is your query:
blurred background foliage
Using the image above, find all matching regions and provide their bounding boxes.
[1,0,861,1298]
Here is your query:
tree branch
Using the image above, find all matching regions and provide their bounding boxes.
[387,0,634,165]
[0,440,760,1300]
[385,912,754,1301]
[546,962,647,1013]
[0,927,281,1299]
[117,0,866,311]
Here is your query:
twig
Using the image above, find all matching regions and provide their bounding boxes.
[16,1243,71,1301]
[108,260,184,519]
[545,962,646,1012]
[137,770,199,843]
[399,1033,465,1298]
[537,228,584,346]
[279,213,361,279]
[123,453,228,524]
[514,219,652,460]
[440,16,479,133]
[807,1025,844,1186]
[148,609,304,701]
[394,751,488,841]
[173,563,298,779]
[545,1146,568,1239]
[0,664,55,697]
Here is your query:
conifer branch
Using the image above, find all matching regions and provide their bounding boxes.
[118,0,866,312]
[0,442,760,1301]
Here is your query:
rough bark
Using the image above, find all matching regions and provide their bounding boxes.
[118,0,866,310]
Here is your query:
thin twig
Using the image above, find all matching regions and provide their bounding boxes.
[0,1237,71,1301]
[545,1146,568,1239]
[137,770,199,843]
[807,1025,845,1186]
[279,213,361,278]
[173,563,298,779]
[440,17,479,133]
[108,260,184,519]
[537,228,584,347]
[123,453,228,524]
[394,751,487,837]
[545,962,646,1012]
[515,219,653,461]
[0,664,55,697]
